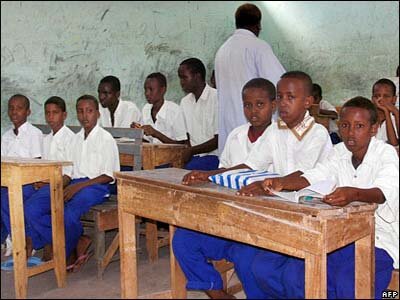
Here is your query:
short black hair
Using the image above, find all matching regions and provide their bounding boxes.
[372,78,396,96]
[180,58,206,81]
[312,83,322,98]
[281,71,313,95]
[341,96,378,125]
[9,94,30,110]
[242,78,276,101]
[146,72,167,88]
[44,96,66,112]
[99,75,121,92]
[76,94,99,110]
[235,3,262,28]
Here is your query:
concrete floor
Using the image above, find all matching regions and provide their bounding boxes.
[1,228,245,299]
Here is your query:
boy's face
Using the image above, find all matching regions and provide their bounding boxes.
[98,82,120,108]
[178,65,197,94]
[372,83,396,107]
[144,78,166,105]
[243,87,275,128]
[8,96,30,129]
[76,99,100,131]
[276,78,312,128]
[338,107,377,155]
[45,103,67,132]
[312,91,322,104]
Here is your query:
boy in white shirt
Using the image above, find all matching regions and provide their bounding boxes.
[25,95,120,272]
[131,72,187,144]
[256,97,398,298]
[1,94,43,250]
[98,75,142,127]
[173,78,277,299]
[178,58,219,170]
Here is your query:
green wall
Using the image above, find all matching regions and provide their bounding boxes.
[1,1,399,134]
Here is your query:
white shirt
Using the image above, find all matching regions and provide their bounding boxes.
[66,125,120,182]
[219,123,263,168]
[319,99,339,133]
[142,100,187,144]
[180,84,218,156]
[1,122,43,158]
[302,138,399,268]
[215,29,286,154]
[42,125,75,175]
[245,122,333,175]
[387,76,399,107]
[99,98,142,128]
[376,114,398,143]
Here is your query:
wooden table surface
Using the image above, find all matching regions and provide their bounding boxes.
[1,157,72,299]
[115,168,377,299]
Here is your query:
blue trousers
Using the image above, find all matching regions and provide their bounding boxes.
[1,185,36,236]
[184,155,219,171]
[251,243,394,299]
[24,178,109,257]
[172,228,265,297]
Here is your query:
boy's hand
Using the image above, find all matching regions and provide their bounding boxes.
[182,171,210,185]
[236,181,265,197]
[130,122,142,129]
[141,125,157,137]
[323,187,357,206]
[374,99,390,114]
[261,178,283,194]
[33,181,49,190]
[63,182,84,202]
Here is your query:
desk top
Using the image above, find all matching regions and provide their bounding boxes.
[1,156,72,166]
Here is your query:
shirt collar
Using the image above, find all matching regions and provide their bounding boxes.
[14,121,29,135]
[78,123,100,140]
[234,28,257,38]
[277,111,315,141]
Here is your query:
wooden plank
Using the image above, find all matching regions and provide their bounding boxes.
[138,290,172,299]
[169,225,187,299]
[305,251,327,298]
[146,221,159,262]
[27,261,54,277]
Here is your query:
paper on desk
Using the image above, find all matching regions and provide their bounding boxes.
[115,137,136,143]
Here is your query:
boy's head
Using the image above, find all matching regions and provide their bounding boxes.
[235,3,262,37]
[76,95,100,132]
[144,72,167,105]
[339,96,378,155]
[178,58,206,94]
[312,83,322,104]
[44,96,67,132]
[242,78,276,129]
[277,71,313,128]
[372,78,396,107]
[8,94,31,129]
[98,75,121,108]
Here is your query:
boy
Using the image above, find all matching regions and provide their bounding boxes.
[371,78,399,147]
[1,94,43,254]
[312,83,341,144]
[24,95,120,271]
[173,78,277,299]
[178,58,219,170]
[255,96,398,299]
[98,75,142,127]
[131,72,187,144]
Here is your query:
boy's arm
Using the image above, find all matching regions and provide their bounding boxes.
[141,125,187,144]
[319,109,338,119]
[185,135,218,160]
[383,109,399,146]
[63,174,112,202]
[323,187,385,207]
[182,163,248,185]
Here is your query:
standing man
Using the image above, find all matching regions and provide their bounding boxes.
[215,3,285,153]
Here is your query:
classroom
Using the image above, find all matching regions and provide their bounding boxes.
[1,1,399,299]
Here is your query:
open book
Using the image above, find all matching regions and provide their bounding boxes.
[267,180,336,203]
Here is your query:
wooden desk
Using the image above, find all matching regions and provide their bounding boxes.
[115,168,377,299]
[1,157,72,299]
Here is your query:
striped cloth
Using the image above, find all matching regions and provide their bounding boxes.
[209,169,279,190]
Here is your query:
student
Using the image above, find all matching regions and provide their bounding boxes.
[24,95,120,272]
[178,58,219,170]
[131,72,187,144]
[254,96,398,299]
[173,78,277,299]
[98,75,142,127]
[1,94,43,255]
[371,78,399,147]
[23,96,75,260]
[312,83,341,144]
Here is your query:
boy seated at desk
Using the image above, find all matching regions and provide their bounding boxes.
[24,95,120,272]
[131,72,188,145]
[178,58,219,170]
[174,77,276,299]
[312,83,341,144]
[1,94,43,255]
[251,96,398,299]
[371,78,399,148]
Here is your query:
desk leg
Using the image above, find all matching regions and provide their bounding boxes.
[119,210,138,298]
[305,252,327,299]
[50,166,66,288]
[8,174,28,299]
[169,226,187,299]
[355,221,375,299]
[145,220,158,262]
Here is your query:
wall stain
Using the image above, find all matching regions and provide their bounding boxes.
[100,9,109,21]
